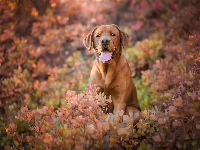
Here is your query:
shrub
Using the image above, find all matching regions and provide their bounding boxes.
[124,33,164,109]
[6,85,141,149]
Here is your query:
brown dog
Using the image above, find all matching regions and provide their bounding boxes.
[83,24,141,121]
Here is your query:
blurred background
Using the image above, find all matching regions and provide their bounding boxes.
[0,0,200,147]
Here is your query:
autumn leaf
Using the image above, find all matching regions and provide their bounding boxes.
[117,128,130,136]
[152,134,162,142]
[168,106,177,113]
[102,122,110,131]
[118,110,124,116]
[31,7,38,17]
[172,120,182,127]
[173,96,183,107]
[44,116,51,122]
[123,115,133,123]
[157,118,166,125]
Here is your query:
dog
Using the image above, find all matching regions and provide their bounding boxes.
[83,24,142,122]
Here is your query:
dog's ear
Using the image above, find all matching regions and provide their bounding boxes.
[83,26,99,51]
[120,31,131,49]
[83,33,93,51]
[111,24,131,49]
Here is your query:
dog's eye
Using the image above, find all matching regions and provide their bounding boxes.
[96,34,101,38]
[111,33,116,36]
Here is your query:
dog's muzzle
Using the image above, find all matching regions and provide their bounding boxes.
[95,37,118,63]
[101,37,110,51]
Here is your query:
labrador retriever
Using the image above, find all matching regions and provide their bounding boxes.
[83,24,142,123]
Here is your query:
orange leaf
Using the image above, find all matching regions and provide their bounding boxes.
[117,128,130,136]
[102,122,110,131]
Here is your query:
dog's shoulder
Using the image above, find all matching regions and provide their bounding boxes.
[118,55,130,69]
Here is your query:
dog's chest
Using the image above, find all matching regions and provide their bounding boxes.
[98,64,117,86]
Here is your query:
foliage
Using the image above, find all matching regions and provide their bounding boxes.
[124,33,164,109]
[7,85,137,149]
[6,55,200,148]
[1,0,200,149]
[0,0,92,146]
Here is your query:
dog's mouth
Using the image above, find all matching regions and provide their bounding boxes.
[98,50,116,63]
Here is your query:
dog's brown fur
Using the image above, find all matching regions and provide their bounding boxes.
[83,24,142,122]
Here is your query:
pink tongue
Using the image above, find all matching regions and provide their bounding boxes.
[99,52,112,62]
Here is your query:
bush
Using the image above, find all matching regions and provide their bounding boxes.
[6,34,200,149]
[124,33,164,109]
[6,85,135,149]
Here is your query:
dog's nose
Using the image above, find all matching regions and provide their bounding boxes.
[101,38,110,44]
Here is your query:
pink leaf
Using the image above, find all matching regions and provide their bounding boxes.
[152,134,162,142]
[168,106,177,113]
[157,118,166,125]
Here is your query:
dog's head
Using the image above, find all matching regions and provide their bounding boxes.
[83,24,131,63]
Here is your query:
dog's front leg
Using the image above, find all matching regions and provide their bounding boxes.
[104,87,126,114]
[112,93,127,114]
[108,86,127,114]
